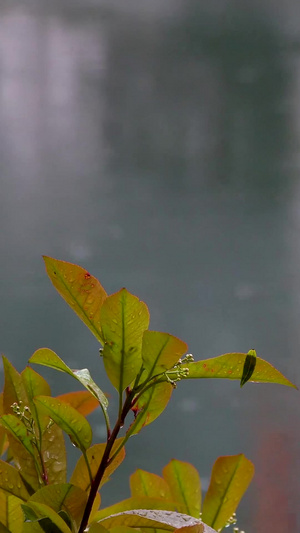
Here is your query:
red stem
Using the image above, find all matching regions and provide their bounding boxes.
[78,393,134,533]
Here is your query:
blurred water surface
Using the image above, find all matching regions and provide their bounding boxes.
[1,1,300,531]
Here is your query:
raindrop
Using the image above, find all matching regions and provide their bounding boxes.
[52,462,63,472]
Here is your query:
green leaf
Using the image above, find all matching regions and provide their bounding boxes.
[128,382,173,436]
[184,353,297,388]
[240,349,257,387]
[29,349,109,418]
[1,361,41,490]
[41,424,67,485]
[87,524,109,533]
[22,367,51,434]
[0,414,35,457]
[0,460,30,500]
[162,460,201,518]
[29,483,88,532]
[93,497,177,522]
[22,501,72,533]
[0,394,9,457]
[43,256,108,343]
[95,510,216,532]
[2,357,28,414]
[70,438,125,492]
[34,396,92,451]
[100,289,150,392]
[6,437,40,491]
[130,470,172,500]
[0,491,24,533]
[142,331,188,379]
[202,454,254,531]
[56,390,100,417]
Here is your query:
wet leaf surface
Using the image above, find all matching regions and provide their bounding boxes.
[162,460,201,518]
[44,256,107,343]
[34,396,92,451]
[202,454,254,531]
[101,289,150,392]
[184,353,297,388]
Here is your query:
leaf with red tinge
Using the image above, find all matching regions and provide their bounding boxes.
[95,510,216,533]
[128,382,173,436]
[34,396,92,451]
[56,390,99,417]
[184,353,297,388]
[43,256,107,343]
[100,289,150,392]
[162,460,201,518]
[141,331,188,379]
[202,454,254,531]
[70,438,125,492]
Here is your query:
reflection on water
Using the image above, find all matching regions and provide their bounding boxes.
[0,2,299,531]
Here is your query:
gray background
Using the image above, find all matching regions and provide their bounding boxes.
[0,1,299,531]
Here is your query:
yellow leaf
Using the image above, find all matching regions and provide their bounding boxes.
[202,454,254,531]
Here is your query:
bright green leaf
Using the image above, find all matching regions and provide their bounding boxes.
[96,510,216,532]
[34,396,92,451]
[202,454,254,531]
[184,353,297,388]
[128,382,173,436]
[100,289,150,392]
[130,470,172,500]
[43,256,107,343]
[0,491,24,533]
[0,414,35,457]
[29,349,109,419]
[22,501,72,533]
[142,331,188,379]
[41,424,67,485]
[29,483,87,532]
[56,390,100,417]
[0,460,30,500]
[70,438,125,492]
[93,497,177,523]
[162,460,201,518]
